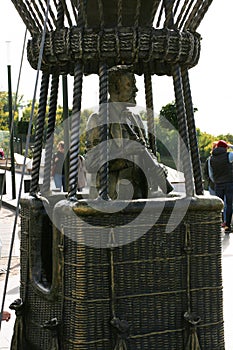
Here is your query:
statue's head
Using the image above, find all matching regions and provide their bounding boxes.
[108,65,138,105]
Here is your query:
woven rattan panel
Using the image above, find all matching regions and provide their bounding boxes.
[51,196,224,349]
[20,196,64,349]
[27,27,200,76]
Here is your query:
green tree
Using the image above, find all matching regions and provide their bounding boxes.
[159,101,198,130]
[0,91,24,153]
[196,129,216,161]
[21,102,92,155]
[0,91,23,131]
[159,101,178,129]
[158,101,196,169]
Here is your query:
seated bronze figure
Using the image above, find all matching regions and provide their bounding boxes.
[86,66,173,199]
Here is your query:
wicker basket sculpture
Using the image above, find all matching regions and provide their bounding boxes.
[17,195,224,349]
[9,1,225,349]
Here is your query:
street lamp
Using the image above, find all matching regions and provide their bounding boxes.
[6,41,16,199]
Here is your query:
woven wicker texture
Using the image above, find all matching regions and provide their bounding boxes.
[20,196,64,349]
[10,0,212,76]
[51,196,225,349]
[27,27,200,76]
[11,2,218,349]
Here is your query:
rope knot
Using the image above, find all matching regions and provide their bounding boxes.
[184,223,192,254]
[184,311,202,350]
[42,318,61,350]
[9,298,24,317]
[107,227,117,248]
[111,317,130,335]
[184,311,201,326]
[42,317,59,330]
[111,317,130,350]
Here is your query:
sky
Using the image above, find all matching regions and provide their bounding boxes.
[0,0,232,137]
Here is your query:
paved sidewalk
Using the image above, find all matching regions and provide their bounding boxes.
[0,169,36,210]
[0,207,20,350]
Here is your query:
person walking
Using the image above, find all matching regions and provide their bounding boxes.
[52,141,65,191]
[210,140,233,234]
[77,155,87,192]
[204,141,217,195]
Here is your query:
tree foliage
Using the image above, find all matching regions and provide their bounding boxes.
[21,100,91,155]
[1,94,233,165]
[159,100,198,130]
[0,91,25,152]
[158,101,231,166]
[159,101,178,129]
[0,92,93,156]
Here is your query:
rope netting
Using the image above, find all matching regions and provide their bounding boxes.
[10,0,213,197]
[2,2,221,349]
[12,0,213,34]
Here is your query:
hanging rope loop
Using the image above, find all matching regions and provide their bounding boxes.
[111,317,131,350]
[184,311,202,350]
[184,311,202,327]
[42,318,61,350]
[184,223,192,254]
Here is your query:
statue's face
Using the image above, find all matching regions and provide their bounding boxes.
[117,73,138,105]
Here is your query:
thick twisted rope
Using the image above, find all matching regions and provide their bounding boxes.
[70,0,78,25]
[25,0,43,31]
[134,0,141,27]
[30,73,50,194]
[182,0,203,30]
[11,0,39,34]
[37,0,54,30]
[13,0,214,35]
[189,0,214,31]
[108,228,130,349]
[56,0,64,29]
[144,69,157,156]
[156,0,164,28]
[181,69,204,195]
[163,0,176,28]
[98,63,109,200]
[75,0,86,27]
[183,223,202,349]
[150,0,161,26]
[172,64,194,196]
[117,0,123,27]
[41,74,60,194]
[98,0,104,29]
[0,0,51,331]
[30,0,63,195]
[62,76,70,194]
[173,0,181,17]
[68,63,83,199]
[42,0,57,27]
[60,0,73,27]
[176,0,193,29]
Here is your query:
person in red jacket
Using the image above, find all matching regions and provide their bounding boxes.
[210,140,233,234]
